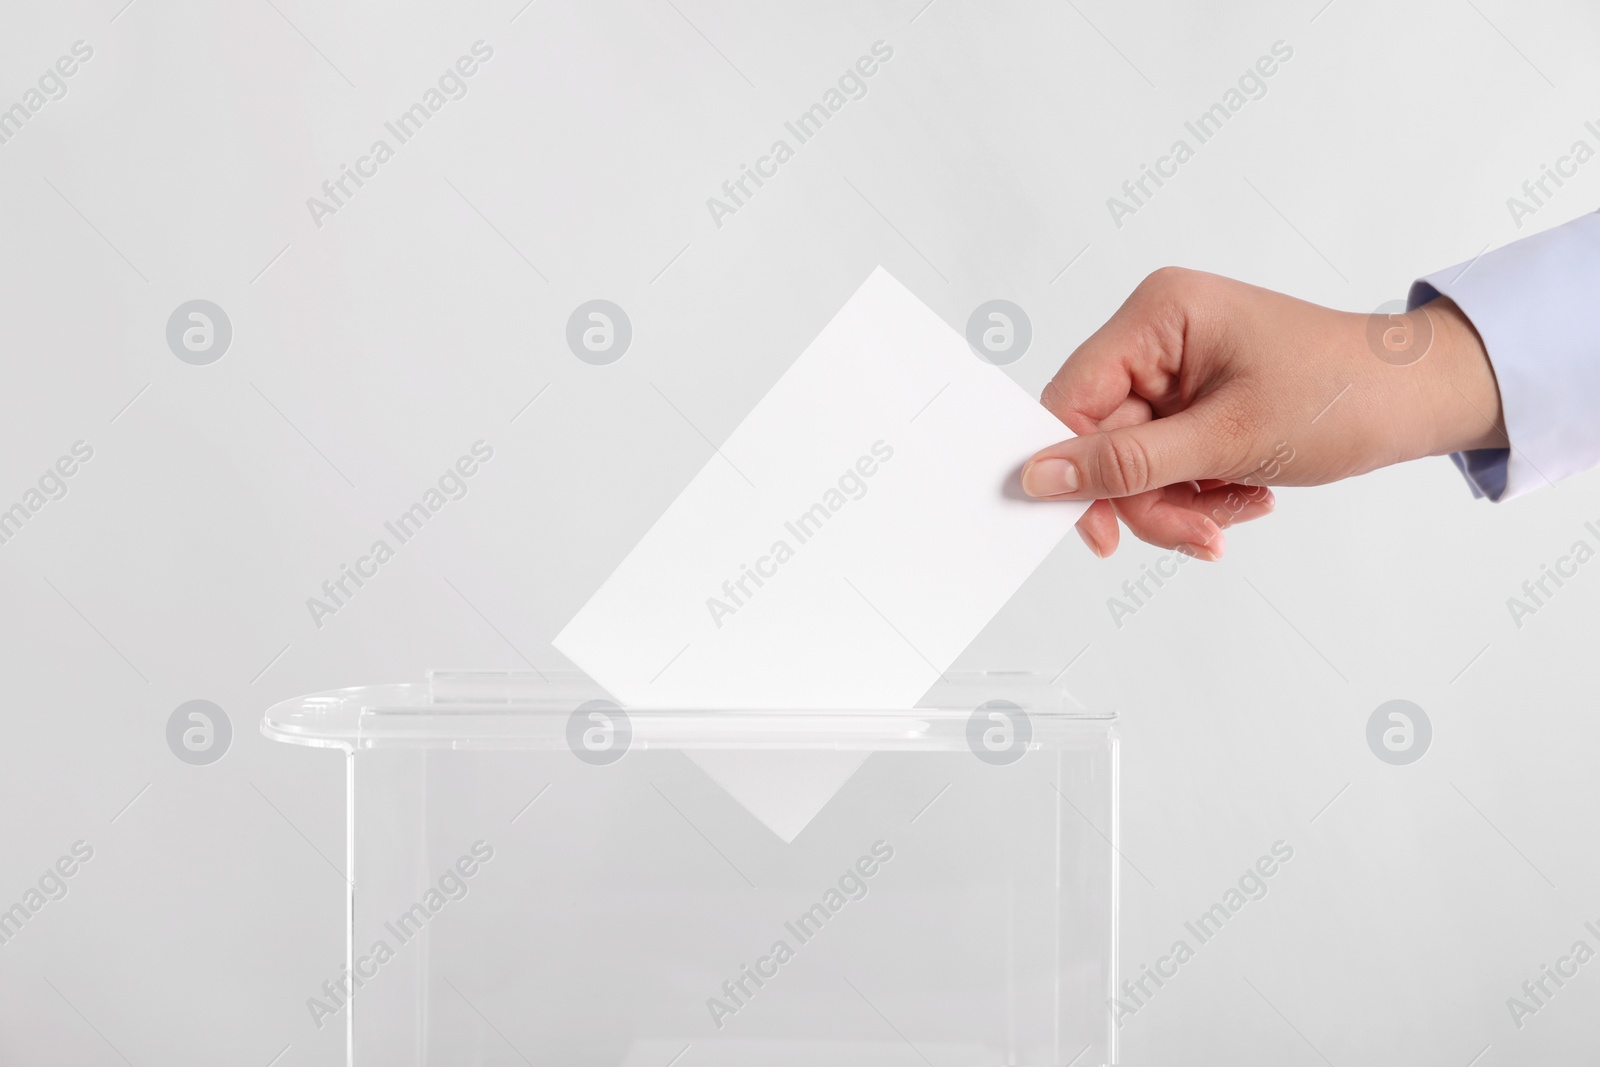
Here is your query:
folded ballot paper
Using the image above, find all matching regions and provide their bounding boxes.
[554,267,1087,838]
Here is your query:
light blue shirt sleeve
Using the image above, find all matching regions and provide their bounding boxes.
[1407,209,1600,501]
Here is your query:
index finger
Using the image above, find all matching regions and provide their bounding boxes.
[1041,269,1198,431]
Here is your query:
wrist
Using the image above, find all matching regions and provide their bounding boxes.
[1422,297,1505,456]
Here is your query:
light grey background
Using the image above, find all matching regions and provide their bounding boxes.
[1,0,1598,1063]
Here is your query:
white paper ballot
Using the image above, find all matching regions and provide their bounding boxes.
[554,266,1087,710]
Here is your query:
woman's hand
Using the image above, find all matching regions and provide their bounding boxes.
[1022,267,1504,560]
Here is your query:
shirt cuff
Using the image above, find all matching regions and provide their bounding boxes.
[1407,209,1600,502]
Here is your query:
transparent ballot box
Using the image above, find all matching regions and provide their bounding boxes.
[262,671,1119,1066]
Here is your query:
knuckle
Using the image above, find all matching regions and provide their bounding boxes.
[1093,432,1153,497]
[1040,378,1097,436]
[1135,266,1204,311]
[1130,267,1208,368]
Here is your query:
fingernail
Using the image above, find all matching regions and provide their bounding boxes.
[1076,524,1105,559]
[1182,527,1225,561]
[1023,458,1079,497]
[1245,486,1276,512]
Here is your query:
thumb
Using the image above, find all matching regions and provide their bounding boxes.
[1022,408,1240,499]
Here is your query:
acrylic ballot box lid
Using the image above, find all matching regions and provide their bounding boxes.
[261,670,1115,751]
